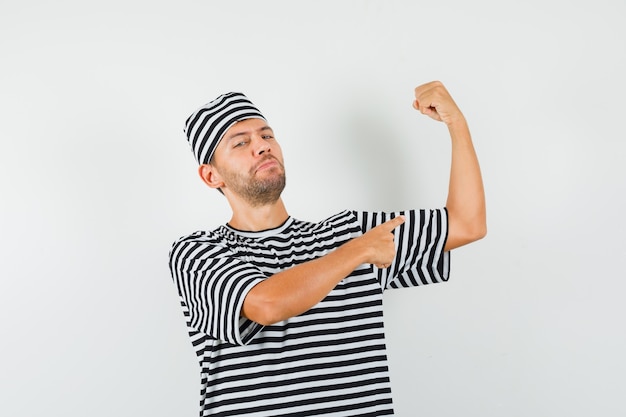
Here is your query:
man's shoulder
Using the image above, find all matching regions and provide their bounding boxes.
[169,226,230,255]
[284,210,364,242]
[312,209,358,227]
[289,210,359,233]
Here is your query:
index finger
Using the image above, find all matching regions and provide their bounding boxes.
[381,215,405,231]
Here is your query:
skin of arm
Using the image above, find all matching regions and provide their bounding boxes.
[413,81,487,251]
[242,216,405,326]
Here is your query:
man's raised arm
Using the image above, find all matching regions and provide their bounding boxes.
[413,81,487,251]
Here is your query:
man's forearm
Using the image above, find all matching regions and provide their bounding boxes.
[242,216,404,326]
[241,241,366,326]
[444,117,486,251]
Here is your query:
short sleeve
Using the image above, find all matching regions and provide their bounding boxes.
[354,208,450,290]
[169,237,266,345]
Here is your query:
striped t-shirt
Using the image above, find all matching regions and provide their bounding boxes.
[169,208,450,416]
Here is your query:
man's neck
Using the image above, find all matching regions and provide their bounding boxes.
[227,198,289,232]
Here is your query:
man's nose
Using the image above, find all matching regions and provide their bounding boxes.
[253,136,270,155]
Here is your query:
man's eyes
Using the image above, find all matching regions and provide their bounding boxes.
[232,134,273,148]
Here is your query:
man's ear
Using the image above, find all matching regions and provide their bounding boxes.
[198,164,224,190]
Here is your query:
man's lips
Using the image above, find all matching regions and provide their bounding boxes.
[254,158,280,172]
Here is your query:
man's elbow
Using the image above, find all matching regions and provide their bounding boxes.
[471,221,487,242]
[445,215,487,250]
[456,224,487,248]
[465,213,487,243]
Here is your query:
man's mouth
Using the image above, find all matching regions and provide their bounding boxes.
[255,158,279,172]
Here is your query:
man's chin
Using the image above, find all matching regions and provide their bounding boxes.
[254,169,286,184]
[242,175,286,207]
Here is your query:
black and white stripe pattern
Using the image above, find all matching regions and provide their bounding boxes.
[169,209,450,416]
[184,92,266,165]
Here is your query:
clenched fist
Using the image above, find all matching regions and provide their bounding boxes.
[413,81,465,126]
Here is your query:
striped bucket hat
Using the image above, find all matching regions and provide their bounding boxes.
[184,92,266,165]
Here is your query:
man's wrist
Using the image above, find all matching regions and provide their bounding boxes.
[339,237,369,266]
[446,114,469,136]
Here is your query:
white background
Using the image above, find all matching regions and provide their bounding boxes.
[1,1,625,416]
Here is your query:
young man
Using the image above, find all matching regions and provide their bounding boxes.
[169,81,486,416]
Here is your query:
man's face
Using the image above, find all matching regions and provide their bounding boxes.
[210,118,286,207]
